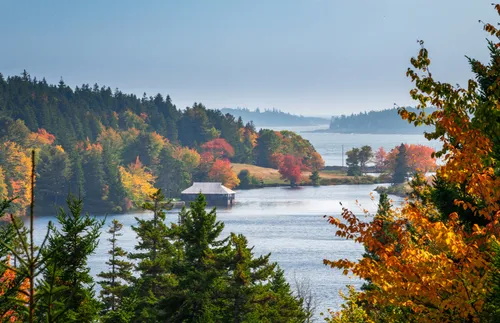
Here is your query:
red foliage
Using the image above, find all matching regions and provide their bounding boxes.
[386,144,437,173]
[201,138,235,159]
[375,146,388,172]
[278,154,302,186]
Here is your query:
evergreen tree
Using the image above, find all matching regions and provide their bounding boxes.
[223,233,276,323]
[98,219,133,317]
[129,189,174,321]
[42,195,104,322]
[309,170,321,186]
[392,144,408,184]
[261,266,306,322]
[162,194,230,322]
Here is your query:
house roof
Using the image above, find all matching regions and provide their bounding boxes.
[181,182,235,195]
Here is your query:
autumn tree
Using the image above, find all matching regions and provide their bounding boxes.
[325,7,500,322]
[375,147,387,172]
[278,154,303,187]
[208,159,240,189]
[201,138,235,159]
[119,156,156,209]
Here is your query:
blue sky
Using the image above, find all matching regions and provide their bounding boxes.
[0,0,497,115]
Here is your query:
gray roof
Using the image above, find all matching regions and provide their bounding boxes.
[181,182,236,195]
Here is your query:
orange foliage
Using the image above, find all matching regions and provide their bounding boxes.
[0,142,31,214]
[0,256,30,322]
[310,151,325,171]
[208,159,240,189]
[386,144,437,173]
[201,138,235,159]
[27,128,56,146]
[325,7,500,322]
[375,146,387,172]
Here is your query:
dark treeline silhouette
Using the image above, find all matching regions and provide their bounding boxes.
[220,107,329,127]
[329,107,435,134]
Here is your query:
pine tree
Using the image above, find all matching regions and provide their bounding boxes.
[42,195,104,322]
[98,219,133,316]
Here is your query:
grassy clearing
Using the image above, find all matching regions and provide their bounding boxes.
[232,163,379,186]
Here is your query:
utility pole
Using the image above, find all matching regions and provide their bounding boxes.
[342,144,344,168]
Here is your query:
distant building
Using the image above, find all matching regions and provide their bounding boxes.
[181,182,236,207]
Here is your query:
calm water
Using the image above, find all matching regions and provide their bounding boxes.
[30,184,403,320]
[266,125,442,166]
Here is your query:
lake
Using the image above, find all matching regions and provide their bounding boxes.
[30,184,403,320]
[265,125,442,167]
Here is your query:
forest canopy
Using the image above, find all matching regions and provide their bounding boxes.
[0,72,322,214]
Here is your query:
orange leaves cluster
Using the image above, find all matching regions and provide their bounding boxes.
[325,202,490,322]
[327,5,500,322]
[0,256,30,322]
[385,144,437,173]
[207,159,239,189]
[27,128,55,147]
[0,142,32,214]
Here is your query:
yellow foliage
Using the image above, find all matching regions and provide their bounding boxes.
[119,157,156,208]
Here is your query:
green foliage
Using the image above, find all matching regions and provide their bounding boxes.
[162,194,229,322]
[310,170,321,186]
[42,195,104,322]
[346,148,362,176]
[98,219,133,316]
[128,189,175,321]
[237,169,260,189]
[156,147,191,197]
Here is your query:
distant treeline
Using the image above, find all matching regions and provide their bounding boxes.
[329,107,435,134]
[220,107,329,127]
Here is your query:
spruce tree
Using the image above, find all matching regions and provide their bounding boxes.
[98,219,133,316]
[42,195,104,322]
[162,193,230,322]
[128,189,174,321]
[223,233,276,323]
[261,266,307,322]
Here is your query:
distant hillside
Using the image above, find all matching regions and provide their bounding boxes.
[220,108,330,127]
[328,107,435,134]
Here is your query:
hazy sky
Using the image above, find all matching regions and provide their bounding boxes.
[1,1,497,115]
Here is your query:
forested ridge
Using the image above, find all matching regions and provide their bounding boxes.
[0,72,322,214]
[220,107,329,127]
[329,107,435,134]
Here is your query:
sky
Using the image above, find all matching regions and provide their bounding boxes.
[0,0,497,116]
